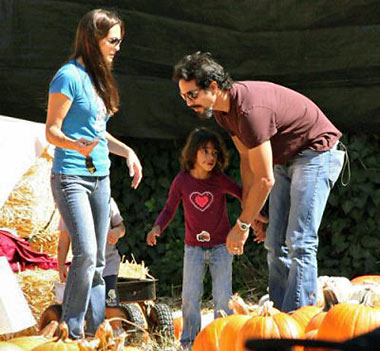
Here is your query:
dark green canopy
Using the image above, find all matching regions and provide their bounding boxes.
[1,0,379,138]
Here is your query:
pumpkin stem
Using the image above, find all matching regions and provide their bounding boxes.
[258,300,275,316]
[359,288,375,307]
[216,309,228,318]
[57,322,70,341]
[39,320,58,338]
[322,286,340,311]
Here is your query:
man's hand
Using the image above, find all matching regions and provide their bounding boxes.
[146,225,161,246]
[226,224,249,255]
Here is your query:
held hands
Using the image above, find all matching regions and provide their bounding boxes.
[252,213,269,243]
[226,224,249,255]
[146,225,161,246]
[126,148,143,189]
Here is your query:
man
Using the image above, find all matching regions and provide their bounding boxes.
[172,51,345,312]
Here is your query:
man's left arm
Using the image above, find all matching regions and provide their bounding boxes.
[226,140,274,254]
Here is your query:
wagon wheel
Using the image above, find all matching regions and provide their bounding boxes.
[118,302,147,342]
[148,303,175,342]
[38,304,62,335]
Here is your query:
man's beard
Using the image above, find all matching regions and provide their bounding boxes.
[198,107,213,120]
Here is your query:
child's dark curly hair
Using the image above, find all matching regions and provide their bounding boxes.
[180,127,229,173]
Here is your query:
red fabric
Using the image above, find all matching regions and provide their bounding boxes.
[0,229,58,272]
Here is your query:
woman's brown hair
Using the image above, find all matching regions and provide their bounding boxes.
[72,9,124,115]
[180,127,229,173]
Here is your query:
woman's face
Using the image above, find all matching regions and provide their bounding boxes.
[99,24,122,65]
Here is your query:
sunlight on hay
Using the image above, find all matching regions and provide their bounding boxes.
[16,268,59,325]
[0,149,60,254]
[118,255,151,279]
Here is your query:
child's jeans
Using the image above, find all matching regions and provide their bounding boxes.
[180,244,233,347]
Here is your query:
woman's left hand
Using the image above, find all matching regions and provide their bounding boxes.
[126,148,143,189]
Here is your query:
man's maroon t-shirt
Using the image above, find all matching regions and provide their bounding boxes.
[154,171,242,247]
[213,81,342,164]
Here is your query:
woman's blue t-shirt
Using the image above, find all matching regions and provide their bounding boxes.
[49,60,110,176]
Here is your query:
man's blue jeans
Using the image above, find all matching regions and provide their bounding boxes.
[51,173,111,338]
[180,244,233,346]
[264,144,345,312]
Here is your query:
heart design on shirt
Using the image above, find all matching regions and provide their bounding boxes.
[190,191,213,212]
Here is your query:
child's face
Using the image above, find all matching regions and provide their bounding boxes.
[194,141,218,173]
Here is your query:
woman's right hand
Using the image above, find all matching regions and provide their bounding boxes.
[146,225,161,246]
[74,137,100,157]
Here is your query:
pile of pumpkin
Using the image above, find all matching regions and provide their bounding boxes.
[173,275,380,351]
[0,319,141,351]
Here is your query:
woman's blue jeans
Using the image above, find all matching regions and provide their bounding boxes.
[51,173,111,338]
[180,244,233,346]
[264,144,345,312]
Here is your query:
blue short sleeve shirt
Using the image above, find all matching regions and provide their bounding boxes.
[49,61,110,176]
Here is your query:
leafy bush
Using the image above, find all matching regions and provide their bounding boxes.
[110,133,379,300]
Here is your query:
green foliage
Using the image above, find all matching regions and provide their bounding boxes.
[318,133,380,278]
[110,133,380,300]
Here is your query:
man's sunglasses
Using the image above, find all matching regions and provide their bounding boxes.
[108,37,122,46]
[180,88,201,101]
[85,156,96,174]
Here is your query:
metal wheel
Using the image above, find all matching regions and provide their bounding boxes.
[38,304,62,334]
[118,302,147,342]
[148,303,174,342]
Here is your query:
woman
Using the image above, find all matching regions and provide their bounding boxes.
[46,9,142,339]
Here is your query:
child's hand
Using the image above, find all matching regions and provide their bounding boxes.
[146,225,161,246]
[252,219,267,243]
[107,227,121,245]
[252,213,268,243]
[59,264,68,283]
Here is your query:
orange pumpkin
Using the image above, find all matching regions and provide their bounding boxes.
[351,274,380,285]
[289,305,322,331]
[317,302,380,342]
[173,316,183,340]
[192,316,229,351]
[219,314,251,351]
[304,286,340,334]
[236,301,304,351]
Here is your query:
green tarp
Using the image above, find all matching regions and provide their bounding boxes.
[1,0,379,138]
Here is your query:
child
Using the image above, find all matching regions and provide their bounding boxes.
[57,197,126,307]
[146,127,242,349]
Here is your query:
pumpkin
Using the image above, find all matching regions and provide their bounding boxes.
[351,274,380,285]
[0,342,24,351]
[32,323,80,351]
[173,316,183,340]
[8,336,51,351]
[235,301,304,351]
[219,314,251,351]
[305,285,340,334]
[317,302,380,342]
[192,316,229,351]
[289,305,322,331]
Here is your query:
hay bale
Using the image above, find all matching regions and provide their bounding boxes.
[0,149,59,247]
[16,268,59,324]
